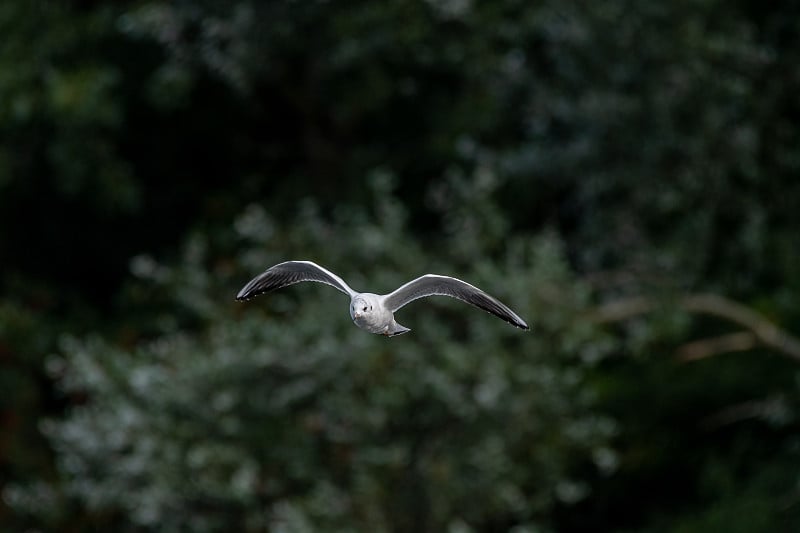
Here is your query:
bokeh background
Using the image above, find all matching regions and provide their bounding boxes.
[2,1,800,531]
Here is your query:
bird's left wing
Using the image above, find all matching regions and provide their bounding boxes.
[381,274,529,330]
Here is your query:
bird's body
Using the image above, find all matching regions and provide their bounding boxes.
[236,260,528,336]
[349,292,409,336]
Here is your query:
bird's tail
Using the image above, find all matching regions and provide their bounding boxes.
[387,322,411,337]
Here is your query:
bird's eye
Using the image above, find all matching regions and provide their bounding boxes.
[362,306,368,312]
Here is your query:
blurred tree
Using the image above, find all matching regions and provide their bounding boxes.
[40,189,619,532]
[1,0,800,531]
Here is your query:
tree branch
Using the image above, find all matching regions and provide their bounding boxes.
[675,331,757,362]
[591,293,800,363]
[700,396,788,429]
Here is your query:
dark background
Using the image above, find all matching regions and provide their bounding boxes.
[2,1,800,531]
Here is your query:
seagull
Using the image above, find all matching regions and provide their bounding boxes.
[236,260,529,336]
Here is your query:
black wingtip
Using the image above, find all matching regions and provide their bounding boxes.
[236,280,269,301]
[236,289,264,301]
[500,313,529,330]
[236,285,263,301]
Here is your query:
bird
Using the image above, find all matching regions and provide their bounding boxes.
[236,260,529,336]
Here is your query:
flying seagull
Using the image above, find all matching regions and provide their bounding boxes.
[236,260,529,336]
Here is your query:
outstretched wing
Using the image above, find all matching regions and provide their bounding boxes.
[381,274,529,330]
[236,261,357,300]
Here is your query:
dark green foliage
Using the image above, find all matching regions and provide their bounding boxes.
[42,199,619,531]
[1,0,800,531]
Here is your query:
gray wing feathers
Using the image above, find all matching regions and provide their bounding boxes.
[382,275,529,330]
[236,261,356,300]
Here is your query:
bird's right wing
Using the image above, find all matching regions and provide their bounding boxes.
[236,260,357,300]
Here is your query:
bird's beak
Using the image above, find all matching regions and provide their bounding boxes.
[353,312,361,319]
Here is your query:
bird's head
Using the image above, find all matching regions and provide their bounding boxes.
[350,296,374,321]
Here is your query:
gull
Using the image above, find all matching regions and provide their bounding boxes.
[236,260,529,336]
